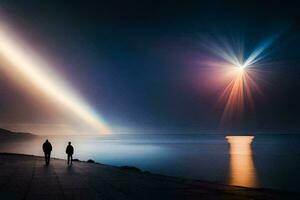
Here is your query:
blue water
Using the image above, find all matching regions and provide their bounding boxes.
[1,133,300,192]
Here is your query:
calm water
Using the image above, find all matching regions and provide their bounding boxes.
[1,133,300,192]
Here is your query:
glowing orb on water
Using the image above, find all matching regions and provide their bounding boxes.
[226,136,257,187]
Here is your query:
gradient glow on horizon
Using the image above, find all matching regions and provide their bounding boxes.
[0,22,110,134]
[205,36,276,123]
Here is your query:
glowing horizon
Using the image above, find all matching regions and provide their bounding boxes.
[0,22,110,134]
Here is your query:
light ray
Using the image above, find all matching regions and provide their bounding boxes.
[0,22,110,134]
[204,35,275,123]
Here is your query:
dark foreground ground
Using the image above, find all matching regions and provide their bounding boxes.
[0,153,298,200]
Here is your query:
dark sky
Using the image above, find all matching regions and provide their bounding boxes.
[0,0,299,134]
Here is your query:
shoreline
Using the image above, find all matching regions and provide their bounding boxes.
[0,152,298,200]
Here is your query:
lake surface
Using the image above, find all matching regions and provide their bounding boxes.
[1,133,300,192]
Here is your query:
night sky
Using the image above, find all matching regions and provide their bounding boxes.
[0,0,299,134]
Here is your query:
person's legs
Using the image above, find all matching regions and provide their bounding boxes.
[46,153,49,165]
[48,152,51,164]
[44,153,47,165]
[67,154,70,165]
[70,155,73,165]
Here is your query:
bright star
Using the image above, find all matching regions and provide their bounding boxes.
[203,35,276,123]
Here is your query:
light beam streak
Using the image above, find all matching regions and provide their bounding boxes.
[0,22,110,134]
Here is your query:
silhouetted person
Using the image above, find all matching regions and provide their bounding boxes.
[42,139,52,165]
[66,142,74,165]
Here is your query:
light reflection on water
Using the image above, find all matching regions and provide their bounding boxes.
[1,134,300,192]
[226,136,257,187]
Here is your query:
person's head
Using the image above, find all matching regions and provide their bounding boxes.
[46,139,48,143]
[68,141,71,145]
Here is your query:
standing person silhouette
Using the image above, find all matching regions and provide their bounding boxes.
[42,139,52,165]
[66,142,74,165]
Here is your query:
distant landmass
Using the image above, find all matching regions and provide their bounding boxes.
[0,128,36,140]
